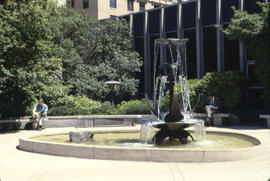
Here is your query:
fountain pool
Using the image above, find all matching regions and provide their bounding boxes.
[19,127,266,163]
[32,131,259,149]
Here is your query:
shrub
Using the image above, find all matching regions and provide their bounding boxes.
[195,71,243,112]
[0,89,36,118]
[163,79,200,111]
[56,95,102,110]
[164,71,243,113]
[48,97,151,116]
[48,95,102,116]
[90,102,119,115]
[48,105,91,116]
[117,99,151,114]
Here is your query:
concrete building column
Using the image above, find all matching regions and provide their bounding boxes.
[130,15,135,49]
[144,12,151,96]
[238,0,246,73]
[177,0,184,39]
[196,0,204,78]
[216,0,224,72]
[160,7,166,64]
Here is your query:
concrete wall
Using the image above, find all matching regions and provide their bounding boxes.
[68,0,178,19]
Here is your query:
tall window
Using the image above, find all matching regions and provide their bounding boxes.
[83,0,89,9]
[139,2,145,11]
[154,4,160,8]
[110,0,116,8]
[128,0,134,11]
[71,0,74,8]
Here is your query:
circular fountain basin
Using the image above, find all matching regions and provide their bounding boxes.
[19,128,267,163]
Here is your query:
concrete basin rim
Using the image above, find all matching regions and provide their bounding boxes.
[20,130,263,152]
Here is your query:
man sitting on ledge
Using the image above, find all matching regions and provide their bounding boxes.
[32,98,48,130]
[205,92,221,126]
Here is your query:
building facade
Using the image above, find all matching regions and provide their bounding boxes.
[117,0,267,115]
[66,0,178,19]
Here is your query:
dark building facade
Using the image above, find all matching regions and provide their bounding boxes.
[117,0,267,116]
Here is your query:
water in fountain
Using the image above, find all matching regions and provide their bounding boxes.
[139,120,154,144]
[143,38,206,145]
[194,120,206,141]
[157,76,167,121]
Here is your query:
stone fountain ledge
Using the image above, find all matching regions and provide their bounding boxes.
[19,115,152,129]
[19,127,270,163]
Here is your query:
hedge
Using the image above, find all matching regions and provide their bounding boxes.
[164,71,244,113]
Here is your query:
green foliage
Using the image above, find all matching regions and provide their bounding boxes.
[56,95,102,110]
[0,90,36,118]
[0,0,68,117]
[48,96,150,116]
[55,8,142,101]
[48,95,102,116]
[164,72,243,113]
[48,105,91,116]
[194,71,243,112]
[163,79,200,111]
[0,1,142,117]
[90,102,119,115]
[117,99,151,114]
[223,2,270,112]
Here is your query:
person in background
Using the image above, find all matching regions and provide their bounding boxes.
[32,98,48,130]
[205,92,221,126]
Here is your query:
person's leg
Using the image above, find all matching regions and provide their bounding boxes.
[38,115,47,130]
[209,109,217,126]
[37,117,43,130]
[206,107,216,126]
[32,112,39,119]
[206,107,212,126]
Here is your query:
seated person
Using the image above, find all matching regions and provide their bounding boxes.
[205,92,221,125]
[32,98,48,130]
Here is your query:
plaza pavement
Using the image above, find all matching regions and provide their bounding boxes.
[0,127,270,181]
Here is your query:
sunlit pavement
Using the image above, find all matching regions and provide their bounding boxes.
[0,127,270,181]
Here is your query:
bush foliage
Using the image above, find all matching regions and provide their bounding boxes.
[164,71,244,113]
[48,97,150,116]
[117,99,150,114]
[0,0,142,117]
[223,2,269,112]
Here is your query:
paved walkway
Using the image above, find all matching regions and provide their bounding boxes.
[0,127,270,181]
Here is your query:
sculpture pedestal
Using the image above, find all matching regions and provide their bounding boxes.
[152,121,197,145]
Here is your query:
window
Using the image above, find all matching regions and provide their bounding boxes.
[154,4,160,8]
[149,9,160,35]
[110,0,116,8]
[202,0,216,26]
[71,0,74,8]
[183,2,196,29]
[139,2,145,11]
[133,13,144,37]
[203,27,217,72]
[110,15,117,19]
[128,0,134,11]
[184,29,197,78]
[83,0,89,9]
[67,0,75,8]
[222,0,238,23]
[165,5,177,32]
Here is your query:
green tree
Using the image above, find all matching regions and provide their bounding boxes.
[57,11,142,100]
[0,1,142,117]
[0,0,69,117]
[223,2,269,111]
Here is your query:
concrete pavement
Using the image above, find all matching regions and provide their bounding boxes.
[0,127,270,181]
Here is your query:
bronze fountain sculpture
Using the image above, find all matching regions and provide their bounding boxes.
[144,38,204,145]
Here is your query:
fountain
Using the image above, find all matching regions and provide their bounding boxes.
[144,38,205,145]
[18,38,265,163]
